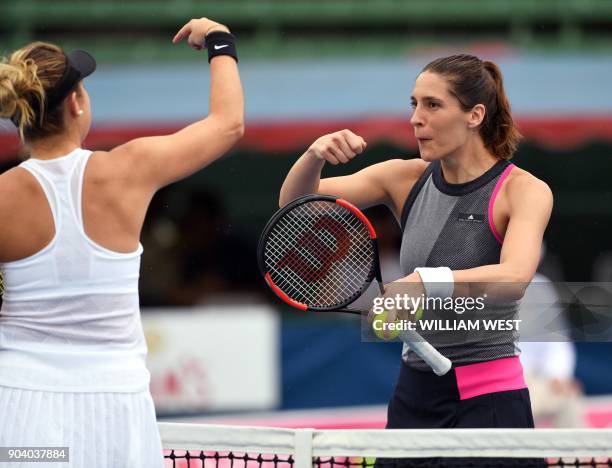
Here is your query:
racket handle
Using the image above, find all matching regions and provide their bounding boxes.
[399,329,452,376]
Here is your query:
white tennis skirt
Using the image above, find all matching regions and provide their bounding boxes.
[0,385,163,468]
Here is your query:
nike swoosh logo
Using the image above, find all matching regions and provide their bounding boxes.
[214,44,230,50]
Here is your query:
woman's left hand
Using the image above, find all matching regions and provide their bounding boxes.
[172,17,230,50]
[367,272,425,334]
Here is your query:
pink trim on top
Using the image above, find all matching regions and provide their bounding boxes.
[455,356,526,400]
[487,164,515,244]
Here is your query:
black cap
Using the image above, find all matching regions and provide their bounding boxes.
[44,50,96,112]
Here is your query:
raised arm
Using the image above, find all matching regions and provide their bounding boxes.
[110,18,244,191]
[280,129,415,212]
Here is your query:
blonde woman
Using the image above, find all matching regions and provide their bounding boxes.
[0,17,243,467]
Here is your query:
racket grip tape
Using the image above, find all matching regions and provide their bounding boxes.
[399,329,452,376]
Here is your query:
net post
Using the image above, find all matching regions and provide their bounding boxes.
[294,428,314,468]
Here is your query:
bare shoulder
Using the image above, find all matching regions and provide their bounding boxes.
[0,166,35,197]
[0,167,43,218]
[0,167,21,188]
[505,165,553,212]
[87,149,113,171]
[506,166,553,198]
[381,157,429,175]
[367,157,429,218]
[86,149,131,182]
[368,157,428,183]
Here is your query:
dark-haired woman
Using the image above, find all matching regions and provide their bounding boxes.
[0,17,242,467]
[280,55,553,438]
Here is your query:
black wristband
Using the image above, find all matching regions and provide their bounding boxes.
[205,31,238,63]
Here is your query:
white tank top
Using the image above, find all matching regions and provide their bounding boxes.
[0,148,150,392]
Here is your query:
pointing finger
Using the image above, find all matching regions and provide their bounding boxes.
[173,22,192,43]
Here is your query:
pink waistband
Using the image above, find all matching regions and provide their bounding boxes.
[454,356,526,400]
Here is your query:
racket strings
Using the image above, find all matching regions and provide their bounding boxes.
[264,200,374,308]
[269,204,371,299]
[269,234,369,307]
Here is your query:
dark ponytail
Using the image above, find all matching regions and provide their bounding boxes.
[423,54,521,160]
[481,60,521,160]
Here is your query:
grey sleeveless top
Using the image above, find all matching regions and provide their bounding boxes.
[399,159,520,370]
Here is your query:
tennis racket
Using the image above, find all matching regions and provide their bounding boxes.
[258,194,452,376]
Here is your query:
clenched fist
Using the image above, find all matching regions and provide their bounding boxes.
[306,129,367,165]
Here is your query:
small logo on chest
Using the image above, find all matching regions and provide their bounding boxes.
[457,213,485,223]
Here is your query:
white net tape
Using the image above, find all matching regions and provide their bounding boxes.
[160,422,612,467]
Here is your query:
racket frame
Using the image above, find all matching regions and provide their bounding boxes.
[258,194,382,313]
[258,194,453,376]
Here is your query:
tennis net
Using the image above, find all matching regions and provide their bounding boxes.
[160,422,612,468]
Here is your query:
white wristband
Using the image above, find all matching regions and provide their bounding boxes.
[414,267,454,299]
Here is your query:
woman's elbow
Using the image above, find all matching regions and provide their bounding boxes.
[279,189,288,208]
[217,121,243,150]
[227,119,244,141]
[506,271,533,300]
[235,119,245,139]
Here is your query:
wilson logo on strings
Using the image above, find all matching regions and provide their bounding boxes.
[275,216,351,283]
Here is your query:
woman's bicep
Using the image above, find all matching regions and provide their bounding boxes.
[317,164,390,209]
[318,158,424,214]
[500,178,553,282]
[111,115,243,190]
